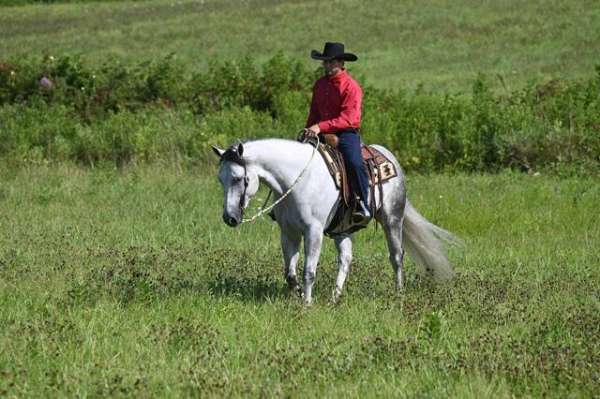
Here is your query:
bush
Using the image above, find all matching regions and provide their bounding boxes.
[0,54,598,174]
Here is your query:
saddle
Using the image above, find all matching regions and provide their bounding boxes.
[317,134,398,236]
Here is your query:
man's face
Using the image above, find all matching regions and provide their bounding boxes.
[323,59,343,76]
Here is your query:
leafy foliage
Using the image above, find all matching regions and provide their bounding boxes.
[0,54,599,174]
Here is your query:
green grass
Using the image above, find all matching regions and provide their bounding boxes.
[1,165,598,397]
[0,0,599,396]
[1,0,599,90]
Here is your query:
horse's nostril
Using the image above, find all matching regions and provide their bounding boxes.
[223,213,239,227]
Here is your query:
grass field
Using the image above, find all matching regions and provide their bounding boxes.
[1,0,599,396]
[1,0,599,90]
[0,165,598,397]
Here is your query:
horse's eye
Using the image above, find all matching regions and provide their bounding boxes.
[232,177,242,183]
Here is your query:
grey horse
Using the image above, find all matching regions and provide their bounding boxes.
[213,139,459,305]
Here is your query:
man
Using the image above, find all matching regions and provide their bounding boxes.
[305,42,371,222]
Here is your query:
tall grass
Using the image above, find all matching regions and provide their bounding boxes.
[0,166,598,397]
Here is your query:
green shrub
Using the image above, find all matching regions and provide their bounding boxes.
[190,52,316,114]
[0,54,598,174]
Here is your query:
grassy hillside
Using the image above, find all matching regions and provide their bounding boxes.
[1,0,599,90]
[0,166,598,396]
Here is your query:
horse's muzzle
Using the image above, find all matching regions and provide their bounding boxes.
[223,212,240,227]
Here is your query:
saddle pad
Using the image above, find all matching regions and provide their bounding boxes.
[361,145,398,185]
[318,144,350,204]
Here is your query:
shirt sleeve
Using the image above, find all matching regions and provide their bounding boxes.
[317,82,362,133]
[305,84,320,128]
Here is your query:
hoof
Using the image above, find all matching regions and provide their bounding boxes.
[287,286,303,299]
[286,276,302,297]
[330,288,342,305]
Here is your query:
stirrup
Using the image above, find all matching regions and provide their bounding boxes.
[352,212,371,225]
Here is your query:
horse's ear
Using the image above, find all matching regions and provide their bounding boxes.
[236,142,244,157]
[212,145,225,159]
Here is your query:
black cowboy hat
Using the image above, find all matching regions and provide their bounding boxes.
[311,42,358,62]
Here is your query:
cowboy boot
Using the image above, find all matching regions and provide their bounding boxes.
[352,200,371,224]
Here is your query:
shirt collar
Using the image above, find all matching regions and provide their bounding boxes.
[327,68,348,83]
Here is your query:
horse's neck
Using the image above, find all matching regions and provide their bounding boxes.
[246,140,313,195]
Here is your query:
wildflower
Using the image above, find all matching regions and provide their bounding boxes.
[39,76,54,90]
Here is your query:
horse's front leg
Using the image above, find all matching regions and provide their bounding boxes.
[281,229,302,297]
[303,225,324,306]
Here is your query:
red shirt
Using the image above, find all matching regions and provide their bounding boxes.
[306,69,363,134]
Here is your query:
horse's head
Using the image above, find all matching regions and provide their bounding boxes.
[212,142,259,227]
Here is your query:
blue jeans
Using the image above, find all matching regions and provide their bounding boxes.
[336,130,369,205]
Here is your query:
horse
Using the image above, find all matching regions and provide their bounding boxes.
[212,138,460,305]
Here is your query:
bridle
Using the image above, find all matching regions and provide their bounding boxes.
[220,135,320,224]
[220,145,249,214]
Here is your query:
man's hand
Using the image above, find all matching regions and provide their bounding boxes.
[305,124,321,137]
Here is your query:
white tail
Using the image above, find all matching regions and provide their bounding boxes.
[402,200,461,281]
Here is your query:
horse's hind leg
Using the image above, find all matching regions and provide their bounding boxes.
[281,229,302,297]
[332,234,353,304]
[379,203,406,293]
